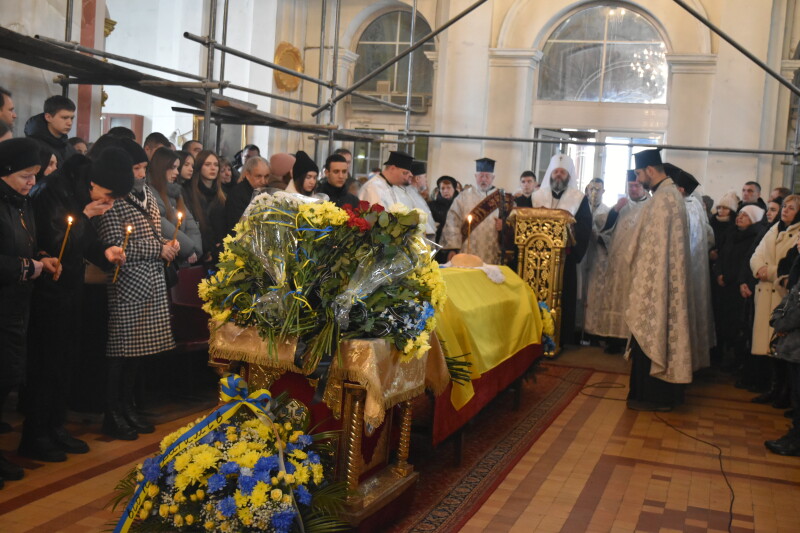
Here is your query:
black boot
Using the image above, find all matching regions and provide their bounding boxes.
[102,411,138,441]
[0,454,23,480]
[50,427,89,454]
[765,429,800,456]
[104,358,138,441]
[121,358,154,434]
[18,433,67,462]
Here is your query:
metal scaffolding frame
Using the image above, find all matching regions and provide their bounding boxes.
[2,0,798,169]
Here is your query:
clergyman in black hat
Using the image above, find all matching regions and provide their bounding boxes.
[358,150,415,209]
[624,149,693,412]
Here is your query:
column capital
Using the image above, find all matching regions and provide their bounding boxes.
[488,48,543,69]
[666,54,717,74]
[781,59,800,77]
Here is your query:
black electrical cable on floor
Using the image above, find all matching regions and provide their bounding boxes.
[538,364,735,533]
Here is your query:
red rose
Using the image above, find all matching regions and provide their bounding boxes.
[371,203,385,213]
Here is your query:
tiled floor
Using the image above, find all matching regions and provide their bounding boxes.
[1,352,799,532]
[462,363,800,533]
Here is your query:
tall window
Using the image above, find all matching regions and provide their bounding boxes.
[538,5,668,103]
[354,11,434,95]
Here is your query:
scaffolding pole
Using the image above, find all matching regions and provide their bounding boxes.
[403,0,417,149]
[62,0,74,97]
[341,128,796,157]
[327,0,341,152]
[183,32,408,112]
[215,0,230,153]
[315,0,327,163]
[311,0,488,117]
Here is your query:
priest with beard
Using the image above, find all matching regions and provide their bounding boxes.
[532,154,592,345]
[584,171,650,353]
[624,149,693,411]
[441,158,509,264]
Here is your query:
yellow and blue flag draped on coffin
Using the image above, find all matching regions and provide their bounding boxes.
[435,266,543,410]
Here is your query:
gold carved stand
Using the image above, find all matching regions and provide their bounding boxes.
[511,207,575,356]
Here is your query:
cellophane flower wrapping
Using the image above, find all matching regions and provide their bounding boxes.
[199,195,446,368]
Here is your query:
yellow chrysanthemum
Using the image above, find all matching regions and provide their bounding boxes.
[234,489,249,508]
[237,450,261,468]
[294,465,310,485]
[250,482,269,507]
[238,507,254,526]
[311,463,324,485]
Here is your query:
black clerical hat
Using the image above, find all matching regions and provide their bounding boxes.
[633,149,662,169]
[410,160,426,176]
[626,170,637,182]
[383,151,414,171]
[667,164,699,194]
[475,157,495,173]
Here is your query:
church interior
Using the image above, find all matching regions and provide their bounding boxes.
[1,1,800,532]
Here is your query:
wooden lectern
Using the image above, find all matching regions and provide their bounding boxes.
[510,207,575,356]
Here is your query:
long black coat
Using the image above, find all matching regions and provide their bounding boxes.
[186,181,226,262]
[0,179,40,389]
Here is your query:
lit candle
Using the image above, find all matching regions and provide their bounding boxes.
[467,214,473,255]
[167,211,183,267]
[55,215,73,274]
[112,225,133,283]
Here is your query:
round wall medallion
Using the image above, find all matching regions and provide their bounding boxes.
[274,41,304,92]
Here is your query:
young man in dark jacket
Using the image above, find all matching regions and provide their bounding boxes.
[24,95,77,165]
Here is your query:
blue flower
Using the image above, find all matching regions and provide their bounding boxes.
[142,457,161,483]
[166,460,176,474]
[199,429,226,445]
[238,475,257,495]
[271,509,297,533]
[254,469,271,483]
[283,461,296,475]
[217,496,237,518]
[297,434,312,447]
[165,473,176,488]
[207,473,227,493]
[254,455,279,475]
[219,461,240,475]
[306,451,321,464]
[294,485,312,505]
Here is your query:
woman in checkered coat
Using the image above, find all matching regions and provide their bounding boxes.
[96,139,179,440]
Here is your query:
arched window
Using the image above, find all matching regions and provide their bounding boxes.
[353,10,434,95]
[538,5,668,103]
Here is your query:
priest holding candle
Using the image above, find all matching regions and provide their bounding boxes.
[441,158,509,264]
[23,146,133,462]
[97,138,179,441]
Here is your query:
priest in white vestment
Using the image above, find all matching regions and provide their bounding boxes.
[625,149,693,412]
[667,164,715,372]
[359,151,415,209]
[440,158,504,264]
[404,160,436,238]
[532,154,593,345]
[584,171,650,352]
[576,178,610,333]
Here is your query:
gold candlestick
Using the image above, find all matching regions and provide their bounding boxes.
[55,215,73,273]
[112,225,133,283]
[466,214,473,255]
[166,211,182,267]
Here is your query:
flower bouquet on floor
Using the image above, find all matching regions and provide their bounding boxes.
[198,192,446,383]
[110,374,348,533]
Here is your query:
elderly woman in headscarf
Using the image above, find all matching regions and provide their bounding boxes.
[532,153,593,345]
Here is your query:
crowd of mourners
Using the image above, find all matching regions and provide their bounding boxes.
[2,85,799,491]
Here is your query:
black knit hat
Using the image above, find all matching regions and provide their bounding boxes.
[119,138,148,164]
[0,138,42,177]
[90,147,134,198]
[293,150,319,179]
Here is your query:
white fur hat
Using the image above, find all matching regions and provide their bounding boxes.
[715,191,740,213]
[740,205,765,224]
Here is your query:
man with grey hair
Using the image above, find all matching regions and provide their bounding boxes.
[224,155,270,233]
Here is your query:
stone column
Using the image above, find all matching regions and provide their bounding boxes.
[485,48,542,191]
[427,0,492,186]
[665,53,716,194]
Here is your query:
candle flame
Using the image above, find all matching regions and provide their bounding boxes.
[467,214,473,223]
[126,225,133,233]
[67,216,73,224]
[177,211,183,220]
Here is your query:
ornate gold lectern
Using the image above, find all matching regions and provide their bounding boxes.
[510,208,575,355]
